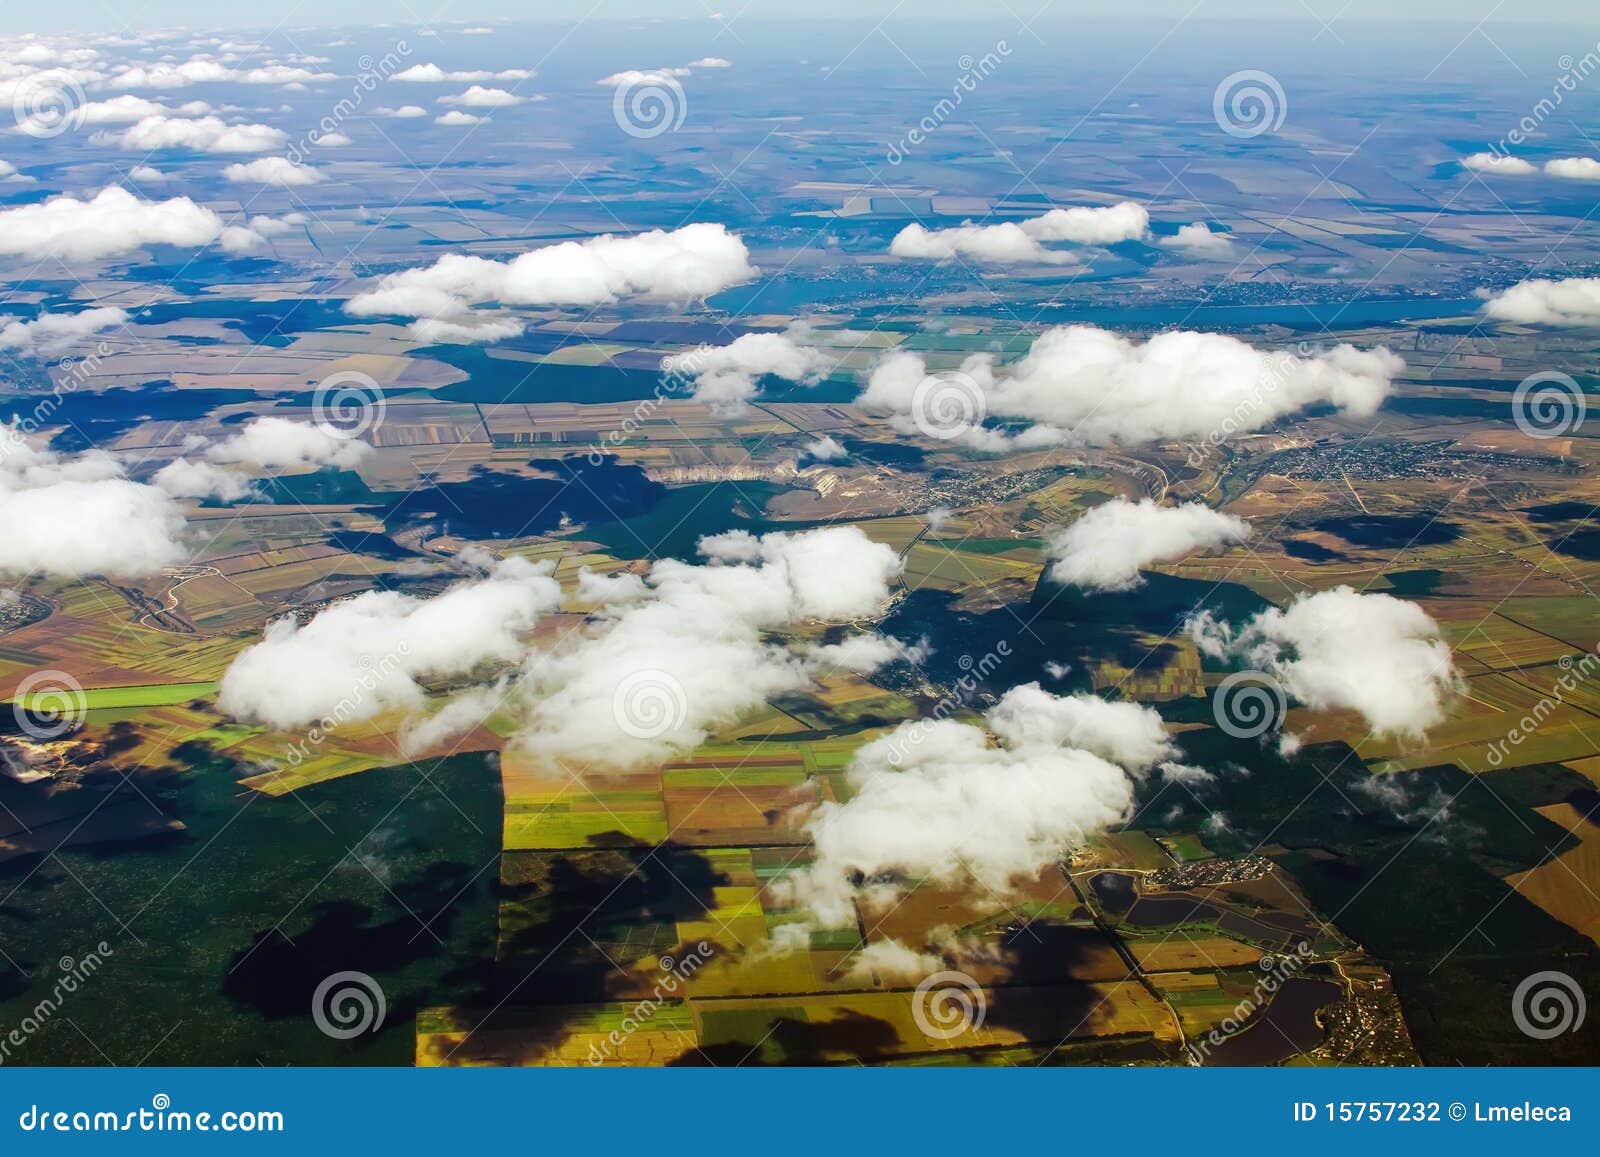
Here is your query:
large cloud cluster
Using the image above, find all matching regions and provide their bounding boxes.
[510,527,906,771]
[154,417,372,501]
[1482,277,1600,327]
[0,306,127,357]
[857,325,1402,449]
[0,187,227,263]
[660,331,831,415]
[778,682,1173,928]
[217,558,563,731]
[1189,586,1458,738]
[1045,498,1251,591]
[889,203,1149,265]
[0,437,189,578]
[344,224,755,341]
[97,114,285,153]
[214,526,910,762]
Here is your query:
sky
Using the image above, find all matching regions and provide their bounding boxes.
[3,0,1596,33]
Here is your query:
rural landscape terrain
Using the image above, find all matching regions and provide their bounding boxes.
[0,12,1598,1068]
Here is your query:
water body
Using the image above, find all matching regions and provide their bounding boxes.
[1201,978,1342,1066]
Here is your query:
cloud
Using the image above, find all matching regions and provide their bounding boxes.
[434,110,485,126]
[598,68,691,86]
[313,131,352,147]
[1462,152,1536,175]
[202,417,370,470]
[128,165,168,182]
[0,187,226,262]
[509,527,904,773]
[345,224,755,337]
[99,114,286,153]
[151,457,253,502]
[1159,221,1236,257]
[217,557,562,731]
[777,683,1167,928]
[1044,498,1251,591]
[688,57,732,68]
[0,306,127,357]
[0,437,189,578]
[1189,586,1459,737]
[222,157,324,186]
[661,330,831,415]
[889,203,1149,264]
[857,326,1402,449]
[75,95,211,124]
[375,105,428,118]
[1545,157,1600,181]
[1483,277,1600,326]
[838,939,941,983]
[108,59,335,88]
[803,434,846,461]
[439,85,524,107]
[393,63,533,82]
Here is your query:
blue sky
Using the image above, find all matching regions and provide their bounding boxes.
[3,0,1595,33]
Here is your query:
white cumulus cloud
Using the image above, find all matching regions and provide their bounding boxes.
[857,326,1402,450]
[889,203,1149,265]
[661,330,831,415]
[1189,586,1459,738]
[345,224,755,338]
[1044,498,1251,591]
[1483,277,1600,326]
